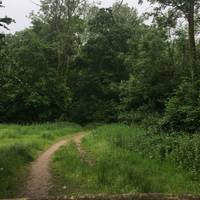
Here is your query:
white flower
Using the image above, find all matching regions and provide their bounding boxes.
[63,185,67,190]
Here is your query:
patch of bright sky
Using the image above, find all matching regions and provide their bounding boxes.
[1,0,152,33]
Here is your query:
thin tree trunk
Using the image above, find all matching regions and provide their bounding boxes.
[187,0,196,79]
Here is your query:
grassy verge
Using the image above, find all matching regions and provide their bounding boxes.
[0,122,81,199]
[52,124,200,196]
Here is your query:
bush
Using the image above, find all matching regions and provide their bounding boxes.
[161,81,200,133]
[0,70,72,123]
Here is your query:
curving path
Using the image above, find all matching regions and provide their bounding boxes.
[24,132,86,199]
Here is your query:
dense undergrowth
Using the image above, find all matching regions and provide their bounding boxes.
[96,124,200,177]
[52,124,200,196]
[0,122,81,198]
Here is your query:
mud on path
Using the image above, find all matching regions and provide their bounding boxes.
[23,132,86,199]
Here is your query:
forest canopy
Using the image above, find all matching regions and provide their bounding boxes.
[0,0,200,133]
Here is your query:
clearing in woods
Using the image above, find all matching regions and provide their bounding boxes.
[23,132,87,199]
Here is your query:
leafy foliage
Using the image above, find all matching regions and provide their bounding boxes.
[68,7,139,123]
[0,31,72,122]
[0,0,200,133]
[161,81,200,133]
[118,26,179,124]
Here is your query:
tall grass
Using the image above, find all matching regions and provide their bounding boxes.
[52,124,200,196]
[0,122,81,198]
[95,124,200,177]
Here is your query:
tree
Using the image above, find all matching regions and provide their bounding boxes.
[32,0,87,77]
[118,25,180,124]
[0,1,13,39]
[140,0,200,79]
[0,30,72,122]
[68,5,141,123]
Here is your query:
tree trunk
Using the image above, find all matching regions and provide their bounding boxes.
[187,0,196,79]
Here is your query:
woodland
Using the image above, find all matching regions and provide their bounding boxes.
[0,0,200,133]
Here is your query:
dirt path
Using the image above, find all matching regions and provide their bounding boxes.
[74,133,95,166]
[24,132,86,199]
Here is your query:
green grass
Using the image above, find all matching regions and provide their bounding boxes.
[0,122,81,199]
[52,124,200,196]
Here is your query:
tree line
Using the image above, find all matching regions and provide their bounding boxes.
[0,0,200,133]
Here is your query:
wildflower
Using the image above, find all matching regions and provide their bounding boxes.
[63,185,67,190]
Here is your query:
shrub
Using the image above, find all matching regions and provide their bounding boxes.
[161,81,200,133]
